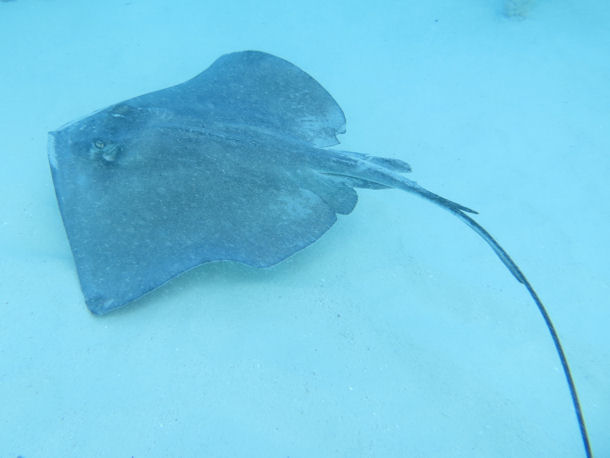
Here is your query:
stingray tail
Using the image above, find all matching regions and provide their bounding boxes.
[319,149,591,456]
[407,184,592,458]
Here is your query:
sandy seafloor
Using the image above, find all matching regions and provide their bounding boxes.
[0,0,608,456]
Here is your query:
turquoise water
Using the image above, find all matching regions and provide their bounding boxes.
[1,1,608,456]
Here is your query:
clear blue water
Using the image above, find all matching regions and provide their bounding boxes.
[0,1,608,456]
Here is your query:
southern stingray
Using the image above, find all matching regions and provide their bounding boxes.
[48,51,591,456]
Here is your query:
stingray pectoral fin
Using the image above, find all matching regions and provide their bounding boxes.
[178,51,347,147]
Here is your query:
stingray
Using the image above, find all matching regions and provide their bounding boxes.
[48,50,591,456]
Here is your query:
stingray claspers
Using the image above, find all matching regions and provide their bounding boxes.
[48,51,592,456]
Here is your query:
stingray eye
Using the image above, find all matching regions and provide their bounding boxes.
[94,139,105,149]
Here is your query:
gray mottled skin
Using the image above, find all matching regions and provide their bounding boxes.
[48,51,510,315]
[48,50,593,458]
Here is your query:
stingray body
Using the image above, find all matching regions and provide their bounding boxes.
[48,51,591,456]
[49,50,475,314]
